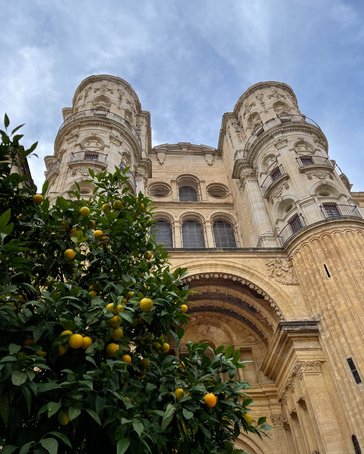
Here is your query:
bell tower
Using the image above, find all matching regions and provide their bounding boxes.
[44,75,152,201]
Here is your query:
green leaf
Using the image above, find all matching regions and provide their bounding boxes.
[257,416,266,425]
[11,123,25,135]
[47,431,72,448]
[0,209,11,228]
[40,438,58,454]
[85,408,101,425]
[132,419,144,436]
[19,441,34,454]
[4,113,9,128]
[47,401,61,418]
[182,408,194,420]
[117,438,130,454]
[162,403,175,430]
[68,406,81,421]
[11,370,27,386]
[2,445,18,454]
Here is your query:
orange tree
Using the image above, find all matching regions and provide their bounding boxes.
[0,116,270,453]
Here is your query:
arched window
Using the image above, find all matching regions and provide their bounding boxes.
[182,220,205,248]
[179,186,198,202]
[213,220,236,248]
[151,220,173,248]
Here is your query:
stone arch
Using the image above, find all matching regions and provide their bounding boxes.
[293,139,314,155]
[312,182,341,199]
[80,134,105,151]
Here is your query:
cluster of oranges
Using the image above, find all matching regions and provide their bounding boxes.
[58,330,93,356]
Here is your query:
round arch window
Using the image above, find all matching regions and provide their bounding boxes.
[148,183,171,198]
[207,184,229,199]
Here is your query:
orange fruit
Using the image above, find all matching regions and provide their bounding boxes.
[64,249,76,260]
[180,304,188,313]
[79,206,90,216]
[126,291,134,300]
[23,339,34,346]
[203,393,217,408]
[58,410,70,425]
[68,334,84,349]
[102,203,111,213]
[32,194,43,204]
[111,327,123,341]
[113,200,123,210]
[36,350,47,358]
[243,413,253,425]
[109,315,121,328]
[82,336,93,349]
[139,297,153,312]
[175,388,185,400]
[60,330,73,337]
[88,219,96,229]
[89,290,97,298]
[106,343,120,358]
[144,251,154,260]
[162,342,170,353]
[58,345,68,356]
[122,354,132,364]
[93,230,104,238]
[140,358,150,369]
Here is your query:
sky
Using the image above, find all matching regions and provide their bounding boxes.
[0,0,363,191]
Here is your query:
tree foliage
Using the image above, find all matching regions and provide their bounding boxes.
[0,116,270,453]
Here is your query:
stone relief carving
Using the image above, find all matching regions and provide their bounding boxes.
[270,182,289,203]
[266,258,298,285]
[156,151,166,165]
[242,101,256,120]
[71,168,90,177]
[270,413,287,428]
[273,138,288,150]
[306,171,334,181]
[279,361,323,403]
[204,153,214,166]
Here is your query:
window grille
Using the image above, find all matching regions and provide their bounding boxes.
[289,214,304,234]
[182,220,205,248]
[213,221,236,248]
[270,167,282,181]
[323,204,340,218]
[347,357,362,384]
[300,156,314,165]
[84,151,99,161]
[179,186,198,202]
[151,220,173,248]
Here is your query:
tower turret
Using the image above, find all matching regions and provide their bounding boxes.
[44,75,151,201]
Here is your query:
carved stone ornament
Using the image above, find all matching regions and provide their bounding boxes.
[279,361,323,403]
[204,152,214,166]
[71,168,89,177]
[306,171,333,181]
[156,151,165,165]
[266,258,298,285]
[270,413,287,428]
[270,182,289,202]
[273,138,288,150]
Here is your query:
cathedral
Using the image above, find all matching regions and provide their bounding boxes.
[44,75,364,453]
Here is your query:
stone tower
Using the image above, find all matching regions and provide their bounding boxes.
[44,75,364,454]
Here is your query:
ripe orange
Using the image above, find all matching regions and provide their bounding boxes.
[180,304,188,313]
[58,345,68,356]
[113,199,123,210]
[126,291,134,300]
[175,388,185,401]
[89,290,97,298]
[64,249,76,260]
[106,343,120,358]
[139,297,153,312]
[60,330,73,337]
[109,315,121,328]
[122,354,132,364]
[32,194,43,204]
[243,413,253,425]
[68,334,84,349]
[162,342,170,353]
[144,251,154,260]
[111,327,123,341]
[58,410,70,426]
[140,358,150,369]
[82,336,93,349]
[79,206,90,216]
[203,393,217,408]
[93,229,104,239]
[102,203,111,213]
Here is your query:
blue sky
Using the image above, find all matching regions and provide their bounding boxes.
[1,0,363,191]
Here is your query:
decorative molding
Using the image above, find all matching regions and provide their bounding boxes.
[279,361,323,403]
[306,171,334,181]
[266,258,298,285]
[156,151,166,165]
[270,181,289,202]
[185,272,284,321]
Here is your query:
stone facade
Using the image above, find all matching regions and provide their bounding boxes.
[45,75,364,454]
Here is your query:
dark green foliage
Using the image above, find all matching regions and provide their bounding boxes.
[0,116,270,453]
